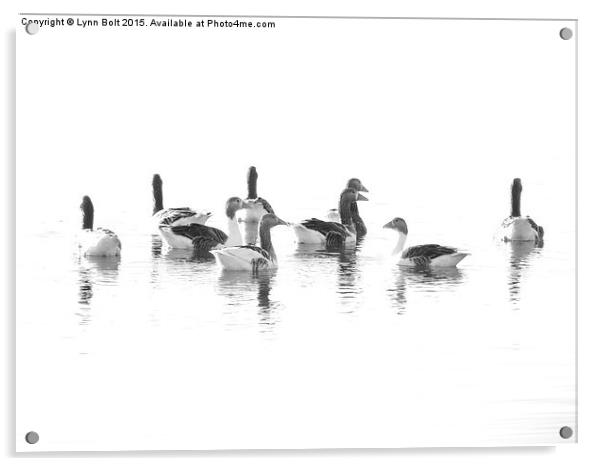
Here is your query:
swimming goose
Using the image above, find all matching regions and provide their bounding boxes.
[293,188,367,247]
[151,174,212,227]
[241,166,275,223]
[383,217,468,267]
[159,197,249,249]
[326,178,369,237]
[78,196,121,257]
[212,213,288,271]
[500,178,544,244]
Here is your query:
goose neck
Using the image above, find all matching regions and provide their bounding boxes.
[247,171,258,199]
[81,201,94,230]
[511,182,522,217]
[226,215,242,246]
[392,232,407,255]
[339,198,353,226]
[152,177,164,215]
[350,201,363,222]
[259,224,275,260]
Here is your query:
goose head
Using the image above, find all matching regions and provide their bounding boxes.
[259,213,289,229]
[197,209,213,223]
[247,166,259,199]
[152,174,163,189]
[511,178,523,217]
[512,178,522,194]
[383,217,408,235]
[80,195,94,230]
[347,178,369,193]
[340,187,368,204]
[226,197,251,219]
[248,166,258,183]
[152,174,164,214]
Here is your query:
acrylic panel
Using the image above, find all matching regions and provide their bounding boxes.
[16,15,576,451]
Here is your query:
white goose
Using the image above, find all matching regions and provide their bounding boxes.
[159,197,249,249]
[293,188,367,247]
[325,178,369,237]
[212,213,288,271]
[151,174,212,227]
[383,217,468,267]
[499,178,544,244]
[78,196,121,257]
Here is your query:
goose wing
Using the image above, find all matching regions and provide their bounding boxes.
[168,223,228,249]
[301,218,350,238]
[526,217,544,235]
[402,244,457,261]
[157,207,196,226]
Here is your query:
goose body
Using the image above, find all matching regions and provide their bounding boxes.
[159,197,249,250]
[212,214,288,271]
[78,196,121,257]
[151,174,211,227]
[326,178,369,237]
[384,217,467,267]
[294,188,366,247]
[500,178,544,244]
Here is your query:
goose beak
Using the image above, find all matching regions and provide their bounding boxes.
[359,184,369,193]
[357,193,369,202]
[383,221,394,229]
[277,217,290,227]
[205,211,213,218]
[241,201,251,209]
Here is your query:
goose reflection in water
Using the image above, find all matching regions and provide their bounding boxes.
[387,265,465,313]
[336,247,363,311]
[507,241,542,305]
[76,256,120,325]
[78,267,93,307]
[150,234,164,286]
[387,266,407,313]
[163,247,197,263]
[403,265,465,289]
[255,272,279,329]
[217,270,280,330]
[151,234,163,257]
[294,242,364,312]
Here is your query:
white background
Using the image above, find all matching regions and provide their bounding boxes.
[3,0,602,465]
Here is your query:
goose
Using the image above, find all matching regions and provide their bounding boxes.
[78,196,121,257]
[293,188,367,247]
[151,174,212,227]
[383,217,468,267]
[241,166,275,223]
[159,196,249,249]
[325,178,369,237]
[500,178,544,244]
[212,213,288,271]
